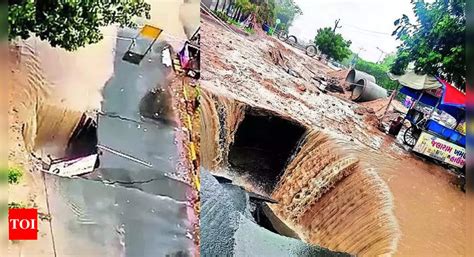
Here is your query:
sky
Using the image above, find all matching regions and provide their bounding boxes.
[289,0,417,62]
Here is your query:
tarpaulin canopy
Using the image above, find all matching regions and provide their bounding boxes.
[438,78,466,108]
[389,63,443,90]
[400,86,438,106]
[399,82,465,122]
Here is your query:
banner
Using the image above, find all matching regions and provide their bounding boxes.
[413,132,465,168]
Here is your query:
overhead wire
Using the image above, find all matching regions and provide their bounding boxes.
[340,22,393,36]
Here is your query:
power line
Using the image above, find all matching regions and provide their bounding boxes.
[341,23,393,36]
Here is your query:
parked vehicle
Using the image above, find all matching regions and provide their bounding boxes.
[275,31,318,57]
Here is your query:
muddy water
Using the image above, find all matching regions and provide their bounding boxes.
[201,17,466,256]
[271,131,399,256]
[200,90,400,256]
[345,140,466,257]
[13,26,116,159]
[200,86,466,256]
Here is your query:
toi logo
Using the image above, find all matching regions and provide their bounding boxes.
[9,208,38,240]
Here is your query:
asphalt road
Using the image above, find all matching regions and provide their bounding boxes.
[44,28,195,257]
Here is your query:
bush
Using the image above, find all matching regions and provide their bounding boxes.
[354,59,399,91]
[8,167,23,184]
[244,27,255,35]
[8,202,26,209]
[228,19,240,26]
[214,10,229,21]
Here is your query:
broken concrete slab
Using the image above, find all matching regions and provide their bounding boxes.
[200,170,352,257]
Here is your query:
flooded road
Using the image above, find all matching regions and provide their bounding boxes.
[347,141,466,256]
[201,16,465,256]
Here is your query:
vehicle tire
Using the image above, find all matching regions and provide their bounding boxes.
[403,125,420,147]
[277,31,288,41]
[287,35,297,46]
[305,45,317,57]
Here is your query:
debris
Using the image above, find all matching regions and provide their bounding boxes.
[268,48,289,70]
[287,68,301,78]
[296,84,306,92]
[353,105,375,116]
[326,82,345,93]
[353,106,368,115]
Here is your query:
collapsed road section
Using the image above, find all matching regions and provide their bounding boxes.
[199,89,399,256]
[199,13,467,257]
[228,109,307,193]
[200,169,352,257]
[31,26,199,256]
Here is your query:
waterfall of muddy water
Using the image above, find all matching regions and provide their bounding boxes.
[200,90,247,170]
[272,131,399,256]
[14,26,116,159]
[200,89,400,256]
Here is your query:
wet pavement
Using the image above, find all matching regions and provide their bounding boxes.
[44,28,196,256]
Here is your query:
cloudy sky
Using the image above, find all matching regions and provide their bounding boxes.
[289,0,417,62]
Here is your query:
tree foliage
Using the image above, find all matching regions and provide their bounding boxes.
[314,27,351,62]
[8,0,151,51]
[8,167,23,184]
[231,0,256,21]
[391,0,465,88]
[274,0,301,31]
[355,57,399,91]
[256,0,276,27]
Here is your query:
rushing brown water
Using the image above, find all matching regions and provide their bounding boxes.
[12,40,109,159]
[200,89,400,256]
[346,138,466,257]
[272,131,399,256]
[199,90,246,170]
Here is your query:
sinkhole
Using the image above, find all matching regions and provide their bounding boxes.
[228,109,306,193]
[66,113,98,159]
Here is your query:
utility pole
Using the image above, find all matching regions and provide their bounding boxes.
[376,47,387,63]
[351,47,364,68]
[333,18,342,32]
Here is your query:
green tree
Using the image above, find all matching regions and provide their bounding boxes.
[379,53,396,71]
[0,3,7,40]
[256,0,276,27]
[233,0,255,21]
[354,58,399,91]
[274,0,301,31]
[391,0,465,89]
[9,0,151,51]
[314,27,351,62]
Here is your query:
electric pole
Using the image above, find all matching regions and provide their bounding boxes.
[351,47,364,68]
[376,47,387,63]
[333,18,342,32]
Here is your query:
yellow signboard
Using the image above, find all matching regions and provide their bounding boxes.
[139,25,162,39]
[413,131,465,168]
